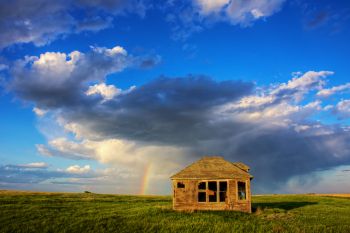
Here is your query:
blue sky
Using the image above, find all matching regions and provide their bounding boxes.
[1,0,350,194]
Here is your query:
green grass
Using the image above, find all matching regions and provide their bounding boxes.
[0,191,350,233]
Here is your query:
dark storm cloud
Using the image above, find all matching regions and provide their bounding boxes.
[48,74,350,193]
[192,125,350,192]
[62,76,254,144]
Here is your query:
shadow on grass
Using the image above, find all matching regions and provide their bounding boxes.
[252,201,318,211]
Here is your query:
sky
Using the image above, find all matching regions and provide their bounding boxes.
[1,0,350,195]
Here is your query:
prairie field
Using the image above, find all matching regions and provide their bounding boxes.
[0,190,350,233]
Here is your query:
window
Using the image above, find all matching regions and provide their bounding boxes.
[219,181,227,202]
[198,192,206,202]
[177,182,185,188]
[237,181,246,200]
[208,181,217,202]
[197,181,227,203]
[198,182,206,202]
[198,182,206,190]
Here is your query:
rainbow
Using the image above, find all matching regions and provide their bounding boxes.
[140,163,152,195]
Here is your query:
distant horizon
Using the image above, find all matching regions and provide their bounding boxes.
[2,189,350,197]
[1,0,350,195]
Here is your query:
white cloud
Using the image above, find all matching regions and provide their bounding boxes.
[66,165,91,174]
[33,107,48,117]
[283,71,332,90]
[36,144,53,157]
[219,71,331,122]
[293,124,311,133]
[37,136,189,179]
[317,83,350,98]
[47,138,96,160]
[334,99,350,119]
[251,9,264,19]
[32,51,80,79]
[86,83,121,100]
[17,162,49,169]
[272,70,333,102]
[194,0,230,14]
[41,137,185,164]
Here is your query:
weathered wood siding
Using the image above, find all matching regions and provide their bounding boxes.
[229,179,251,213]
[172,179,251,213]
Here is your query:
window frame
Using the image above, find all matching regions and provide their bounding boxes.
[219,181,227,203]
[197,181,207,202]
[197,180,228,203]
[236,180,248,202]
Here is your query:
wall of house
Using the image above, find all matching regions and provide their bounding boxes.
[227,179,251,213]
[172,179,251,213]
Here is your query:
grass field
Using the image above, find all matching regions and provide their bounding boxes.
[0,190,350,233]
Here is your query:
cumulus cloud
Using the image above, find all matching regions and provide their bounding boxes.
[86,83,121,101]
[66,165,91,174]
[317,83,350,98]
[9,45,158,108]
[334,100,350,119]
[10,47,125,107]
[220,71,332,122]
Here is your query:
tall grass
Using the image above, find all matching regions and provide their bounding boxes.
[0,191,349,233]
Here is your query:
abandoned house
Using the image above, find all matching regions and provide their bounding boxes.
[170,156,253,213]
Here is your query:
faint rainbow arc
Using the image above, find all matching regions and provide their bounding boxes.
[140,163,152,195]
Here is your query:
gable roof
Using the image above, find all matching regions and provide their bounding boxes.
[170,156,253,180]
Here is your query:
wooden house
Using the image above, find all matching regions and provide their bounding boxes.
[170,156,253,213]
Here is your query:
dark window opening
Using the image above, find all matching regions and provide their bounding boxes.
[198,182,206,190]
[197,180,228,203]
[198,192,206,202]
[208,181,217,202]
[177,182,185,188]
[238,181,246,200]
[219,181,227,202]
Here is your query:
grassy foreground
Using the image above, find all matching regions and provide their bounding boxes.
[0,191,350,233]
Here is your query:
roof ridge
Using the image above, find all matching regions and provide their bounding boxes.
[170,156,252,179]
